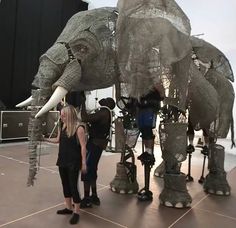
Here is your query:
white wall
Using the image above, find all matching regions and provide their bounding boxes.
[85,87,114,110]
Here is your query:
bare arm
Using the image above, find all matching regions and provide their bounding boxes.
[76,126,87,172]
[44,128,60,144]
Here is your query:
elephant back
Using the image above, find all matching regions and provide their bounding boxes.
[56,7,117,43]
[190,36,234,82]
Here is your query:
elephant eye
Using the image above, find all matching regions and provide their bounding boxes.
[77,44,88,53]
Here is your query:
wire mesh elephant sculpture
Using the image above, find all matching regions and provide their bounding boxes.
[17,0,234,208]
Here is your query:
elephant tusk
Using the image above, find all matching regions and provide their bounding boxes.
[16,96,34,108]
[35,86,68,118]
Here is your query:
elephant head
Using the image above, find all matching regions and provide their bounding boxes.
[17,7,118,118]
[116,0,192,111]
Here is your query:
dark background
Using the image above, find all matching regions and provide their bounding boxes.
[0,0,88,109]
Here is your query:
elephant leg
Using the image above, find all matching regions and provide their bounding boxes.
[110,118,139,194]
[156,52,192,208]
[154,160,182,179]
[154,160,165,178]
[203,144,231,196]
[159,121,192,208]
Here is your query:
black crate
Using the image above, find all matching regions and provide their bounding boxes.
[0,111,59,142]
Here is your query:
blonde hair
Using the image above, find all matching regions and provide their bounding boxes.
[61,105,80,138]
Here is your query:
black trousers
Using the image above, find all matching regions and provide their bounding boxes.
[59,166,81,203]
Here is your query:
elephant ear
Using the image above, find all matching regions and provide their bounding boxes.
[190,36,234,82]
[52,59,82,92]
[40,43,69,65]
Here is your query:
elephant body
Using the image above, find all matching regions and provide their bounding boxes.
[32,7,234,129]
[24,3,234,204]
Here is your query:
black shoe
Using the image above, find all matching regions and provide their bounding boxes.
[56,208,73,215]
[186,144,195,153]
[80,197,92,208]
[69,213,80,224]
[90,195,100,206]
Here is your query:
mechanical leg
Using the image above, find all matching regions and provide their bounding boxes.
[186,120,195,182]
[186,148,194,182]
[137,136,155,201]
[198,147,208,184]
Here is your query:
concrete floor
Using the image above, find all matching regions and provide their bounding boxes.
[0,139,236,228]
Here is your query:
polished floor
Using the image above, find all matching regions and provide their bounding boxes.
[0,139,236,228]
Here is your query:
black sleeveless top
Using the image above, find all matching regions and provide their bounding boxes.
[56,126,82,168]
[88,108,111,140]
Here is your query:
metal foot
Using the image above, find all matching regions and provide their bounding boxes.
[198,176,205,184]
[137,188,153,201]
[186,174,194,182]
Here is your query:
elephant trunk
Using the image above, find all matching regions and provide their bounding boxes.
[27,44,82,185]
[27,57,62,186]
[27,88,51,186]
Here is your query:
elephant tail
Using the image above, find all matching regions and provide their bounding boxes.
[230,115,235,149]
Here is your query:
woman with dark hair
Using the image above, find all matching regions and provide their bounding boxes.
[80,97,115,208]
[44,105,87,224]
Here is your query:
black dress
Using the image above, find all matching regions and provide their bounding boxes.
[56,127,82,169]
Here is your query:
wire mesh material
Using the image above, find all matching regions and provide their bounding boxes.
[190,36,234,82]
[189,37,234,138]
[116,0,192,111]
[124,128,140,149]
[205,69,235,138]
[159,122,187,164]
[188,62,219,130]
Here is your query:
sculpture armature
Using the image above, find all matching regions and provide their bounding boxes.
[17,0,234,208]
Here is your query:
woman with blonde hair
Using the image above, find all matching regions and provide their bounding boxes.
[44,105,87,224]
